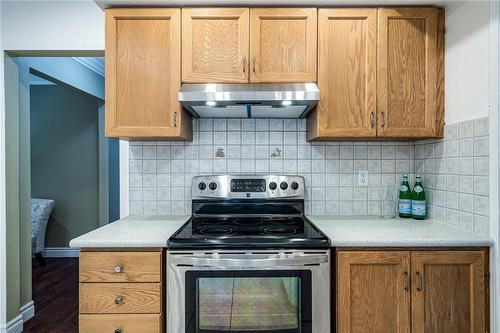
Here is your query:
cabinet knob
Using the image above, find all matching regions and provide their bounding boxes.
[115,296,123,305]
[114,329,122,333]
[114,265,122,273]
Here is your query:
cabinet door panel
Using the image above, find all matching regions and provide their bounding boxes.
[411,251,485,333]
[309,9,377,140]
[249,8,317,82]
[105,8,190,139]
[378,8,438,138]
[337,251,411,333]
[182,8,249,83]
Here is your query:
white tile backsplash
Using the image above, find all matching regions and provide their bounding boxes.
[129,117,490,236]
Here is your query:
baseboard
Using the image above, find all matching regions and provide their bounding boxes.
[20,301,35,323]
[42,247,80,258]
[0,314,23,333]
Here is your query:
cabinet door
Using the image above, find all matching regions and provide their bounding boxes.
[182,8,249,83]
[105,9,191,139]
[308,9,377,140]
[249,8,317,83]
[337,251,411,333]
[377,8,438,138]
[411,251,485,333]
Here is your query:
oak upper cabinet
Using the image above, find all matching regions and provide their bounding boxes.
[337,251,411,333]
[105,8,192,139]
[377,8,442,138]
[249,8,317,82]
[182,8,249,83]
[308,9,377,140]
[411,251,485,333]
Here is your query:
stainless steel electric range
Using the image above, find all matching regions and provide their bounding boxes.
[166,175,331,333]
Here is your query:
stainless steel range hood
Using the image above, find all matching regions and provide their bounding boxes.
[178,83,319,118]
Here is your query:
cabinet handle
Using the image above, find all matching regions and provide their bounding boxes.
[115,296,123,305]
[404,271,410,291]
[114,265,122,273]
[370,112,375,128]
[416,272,424,291]
[252,57,256,73]
[114,329,122,333]
[242,57,246,74]
[173,112,177,127]
[381,112,386,128]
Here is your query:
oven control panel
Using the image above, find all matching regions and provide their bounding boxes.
[192,175,305,200]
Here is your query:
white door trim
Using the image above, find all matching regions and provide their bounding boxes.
[19,301,34,323]
[0,49,8,331]
[0,314,22,333]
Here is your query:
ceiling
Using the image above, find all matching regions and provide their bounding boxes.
[73,57,105,77]
[95,0,452,9]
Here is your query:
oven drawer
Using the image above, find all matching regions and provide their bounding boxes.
[79,251,162,283]
[80,283,162,314]
[79,314,162,333]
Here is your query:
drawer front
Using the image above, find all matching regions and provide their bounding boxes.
[80,283,162,314]
[80,251,162,283]
[80,314,162,333]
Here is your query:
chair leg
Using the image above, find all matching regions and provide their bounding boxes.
[35,253,46,266]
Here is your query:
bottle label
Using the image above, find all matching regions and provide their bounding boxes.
[399,199,412,214]
[412,200,427,216]
[400,185,409,192]
[414,185,423,193]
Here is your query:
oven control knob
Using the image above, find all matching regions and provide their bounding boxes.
[209,182,217,191]
[280,182,288,190]
[198,182,206,190]
[291,182,299,190]
[269,182,277,190]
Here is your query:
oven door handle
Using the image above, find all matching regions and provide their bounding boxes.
[171,255,328,268]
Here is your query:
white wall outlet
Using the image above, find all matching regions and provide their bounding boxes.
[358,170,369,186]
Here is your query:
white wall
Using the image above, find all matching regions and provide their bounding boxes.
[445,0,491,124]
[1,0,104,52]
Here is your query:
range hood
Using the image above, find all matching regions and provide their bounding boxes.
[178,83,319,118]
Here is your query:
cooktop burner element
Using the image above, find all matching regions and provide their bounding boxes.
[167,175,330,249]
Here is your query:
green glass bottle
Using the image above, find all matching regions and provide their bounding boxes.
[411,175,427,219]
[398,175,412,218]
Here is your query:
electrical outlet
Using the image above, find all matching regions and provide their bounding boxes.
[358,170,368,186]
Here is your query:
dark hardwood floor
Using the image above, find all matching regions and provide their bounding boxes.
[23,258,79,333]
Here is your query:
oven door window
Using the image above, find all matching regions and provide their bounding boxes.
[185,270,312,333]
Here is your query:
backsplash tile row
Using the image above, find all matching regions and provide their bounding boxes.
[128,117,490,236]
[414,116,490,235]
[128,119,414,217]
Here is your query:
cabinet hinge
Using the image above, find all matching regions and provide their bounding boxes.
[173,112,177,127]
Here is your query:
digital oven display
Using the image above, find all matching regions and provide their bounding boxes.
[231,179,266,192]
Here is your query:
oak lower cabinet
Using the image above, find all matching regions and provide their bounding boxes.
[79,250,164,333]
[105,8,192,140]
[337,250,487,333]
[308,7,444,140]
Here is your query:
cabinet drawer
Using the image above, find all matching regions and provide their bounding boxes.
[80,314,162,333]
[80,283,162,314]
[80,251,162,283]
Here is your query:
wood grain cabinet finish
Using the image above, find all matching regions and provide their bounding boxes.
[182,8,249,83]
[249,8,317,83]
[337,251,411,333]
[411,251,485,333]
[105,8,192,140]
[80,314,162,333]
[377,8,441,138]
[308,9,377,140]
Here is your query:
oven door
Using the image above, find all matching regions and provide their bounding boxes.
[166,250,330,333]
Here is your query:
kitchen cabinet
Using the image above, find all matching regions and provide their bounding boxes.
[182,8,317,83]
[411,251,485,333]
[337,251,411,333]
[105,8,192,140]
[79,250,164,333]
[249,8,317,82]
[377,8,442,138]
[337,250,487,333]
[308,7,444,140]
[308,9,377,140]
[182,8,249,83]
